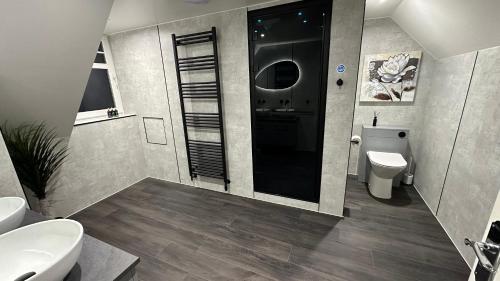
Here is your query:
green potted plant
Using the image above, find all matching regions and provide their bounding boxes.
[0,123,68,215]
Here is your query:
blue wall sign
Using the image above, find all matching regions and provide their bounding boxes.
[336,64,346,73]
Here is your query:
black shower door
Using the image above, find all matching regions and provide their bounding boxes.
[248,0,331,203]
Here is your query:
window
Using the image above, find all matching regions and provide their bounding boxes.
[76,37,123,122]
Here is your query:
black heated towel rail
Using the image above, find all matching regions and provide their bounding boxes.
[172,27,230,190]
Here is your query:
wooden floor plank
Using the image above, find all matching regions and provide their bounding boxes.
[70,178,470,281]
[107,194,293,261]
[158,242,274,281]
[196,236,339,281]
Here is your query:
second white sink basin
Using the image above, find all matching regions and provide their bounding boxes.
[0,196,26,235]
[0,219,83,281]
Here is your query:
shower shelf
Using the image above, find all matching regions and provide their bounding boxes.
[172,27,230,190]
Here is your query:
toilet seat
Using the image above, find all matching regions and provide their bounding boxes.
[367,151,407,168]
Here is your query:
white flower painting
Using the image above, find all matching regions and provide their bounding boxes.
[360,51,422,102]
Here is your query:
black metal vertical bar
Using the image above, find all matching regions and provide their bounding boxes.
[211,27,229,191]
[171,33,194,180]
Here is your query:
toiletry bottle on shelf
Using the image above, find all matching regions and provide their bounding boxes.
[107,108,112,118]
[372,111,378,127]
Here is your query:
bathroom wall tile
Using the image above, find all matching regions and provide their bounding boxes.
[348,18,436,175]
[319,0,365,216]
[157,9,254,197]
[437,46,500,266]
[413,52,476,212]
[109,27,181,183]
[109,0,364,213]
[0,131,26,199]
[47,117,147,217]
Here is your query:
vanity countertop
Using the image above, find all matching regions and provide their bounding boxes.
[21,210,140,281]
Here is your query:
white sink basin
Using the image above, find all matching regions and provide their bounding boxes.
[0,219,83,281]
[0,197,26,235]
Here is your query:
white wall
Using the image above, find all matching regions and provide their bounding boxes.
[0,131,26,199]
[0,0,114,137]
[348,18,435,175]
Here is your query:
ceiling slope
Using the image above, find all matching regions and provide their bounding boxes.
[0,0,114,137]
[392,0,500,58]
[105,0,277,34]
[365,0,402,19]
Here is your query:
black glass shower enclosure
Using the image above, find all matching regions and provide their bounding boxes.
[248,0,332,203]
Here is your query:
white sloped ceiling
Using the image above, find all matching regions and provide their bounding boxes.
[365,0,402,19]
[104,0,277,34]
[0,0,114,137]
[366,0,500,59]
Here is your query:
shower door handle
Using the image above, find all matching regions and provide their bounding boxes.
[465,238,500,273]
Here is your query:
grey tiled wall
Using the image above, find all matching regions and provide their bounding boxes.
[413,52,476,212]
[157,9,255,197]
[436,46,500,266]
[319,0,365,216]
[47,117,147,217]
[110,27,182,184]
[109,0,366,215]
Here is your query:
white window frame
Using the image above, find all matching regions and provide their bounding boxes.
[75,36,124,123]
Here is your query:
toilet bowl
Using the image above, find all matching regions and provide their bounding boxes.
[367,151,407,199]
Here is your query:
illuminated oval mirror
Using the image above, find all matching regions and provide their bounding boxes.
[255,61,299,90]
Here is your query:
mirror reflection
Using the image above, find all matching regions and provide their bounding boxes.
[255,60,300,90]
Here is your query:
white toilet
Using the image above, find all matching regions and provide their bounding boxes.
[366,151,407,199]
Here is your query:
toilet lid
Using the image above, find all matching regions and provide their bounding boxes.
[367,151,407,168]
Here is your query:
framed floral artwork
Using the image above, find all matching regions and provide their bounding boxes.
[360,51,422,102]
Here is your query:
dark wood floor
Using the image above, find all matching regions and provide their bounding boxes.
[71,178,470,281]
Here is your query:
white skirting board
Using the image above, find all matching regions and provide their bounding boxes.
[253,192,319,212]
